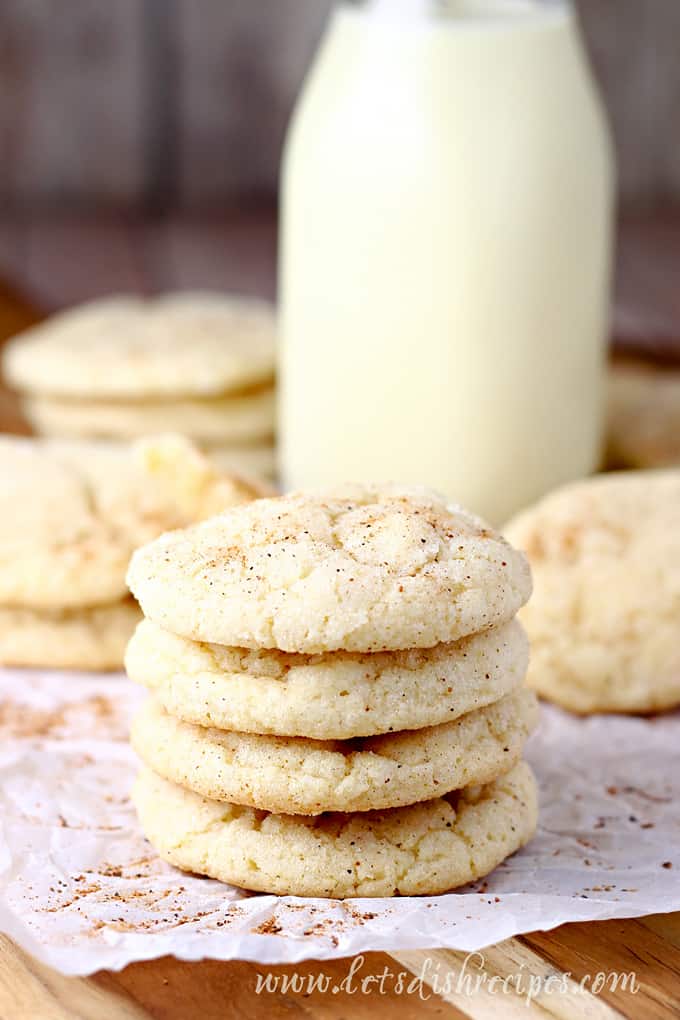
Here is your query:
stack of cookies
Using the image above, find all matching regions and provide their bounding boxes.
[2,292,277,483]
[0,433,262,670]
[126,485,539,898]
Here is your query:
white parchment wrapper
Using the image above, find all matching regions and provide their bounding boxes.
[0,668,678,976]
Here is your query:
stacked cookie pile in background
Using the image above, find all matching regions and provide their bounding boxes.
[127,485,539,898]
[2,292,277,484]
[0,434,261,670]
[607,356,680,470]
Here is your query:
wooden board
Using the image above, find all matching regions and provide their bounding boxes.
[1,916,680,1019]
[0,216,679,1018]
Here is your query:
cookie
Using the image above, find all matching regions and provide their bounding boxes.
[131,688,538,815]
[0,434,262,610]
[0,600,140,670]
[127,485,531,652]
[133,761,538,897]
[607,358,680,469]
[203,442,276,482]
[505,470,680,713]
[126,618,528,739]
[4,292,276,399]
[22,386,275,443]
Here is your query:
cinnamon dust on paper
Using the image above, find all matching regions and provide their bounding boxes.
[0,694,126,741]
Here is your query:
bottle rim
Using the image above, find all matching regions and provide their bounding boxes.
[341,0,572,23]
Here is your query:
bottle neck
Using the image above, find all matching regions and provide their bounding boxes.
[354,0,569,19]
[357,0,441,17]
[365,0,434,12]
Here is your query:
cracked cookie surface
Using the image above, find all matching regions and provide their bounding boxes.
[0,435,262,610]
[127,485,531,652]
[4,292,276,399]
[131,688,538,814]
[126,618,528,739]
[133,760,538,897]
[506,470,680,713]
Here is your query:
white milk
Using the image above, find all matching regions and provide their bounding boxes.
[279,0,614,523]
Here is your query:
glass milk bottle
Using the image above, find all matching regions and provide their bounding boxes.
[279,0,614,523]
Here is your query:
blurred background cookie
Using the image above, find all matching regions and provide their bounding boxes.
[2,293,277,484]
[0,600,141,672]
[0,433,263,670]
[505,471,680,714]
[21,387,275,444]
[607,356,680,469]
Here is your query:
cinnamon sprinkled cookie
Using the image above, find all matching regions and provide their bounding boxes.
[133,761,538,898]
[128,482,537,894]
[127,485,531,653]
[131,688,538,814]
[126,617,528,739]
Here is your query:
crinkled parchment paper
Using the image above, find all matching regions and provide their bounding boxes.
[0,668,678,976]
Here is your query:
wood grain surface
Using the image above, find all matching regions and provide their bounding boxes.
[2,918,680,1020]
[0,214,678,1019]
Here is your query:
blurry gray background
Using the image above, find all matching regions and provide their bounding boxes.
[0,0,678,211]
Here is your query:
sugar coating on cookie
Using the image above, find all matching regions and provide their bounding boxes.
[127,485,531,652]
[133,761,538,897]
[126,618,528,739]
[0,599,140,670]
[505,470,680,713]
[23,386,275,443]
[0,434,263,611]
[3,292,276,399]
[131,688,538,815]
